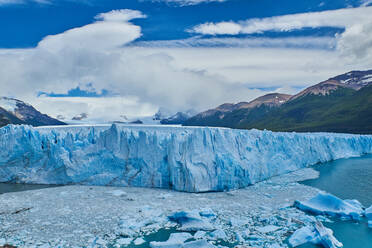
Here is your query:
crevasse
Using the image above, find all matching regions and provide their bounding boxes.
[1,124,372,192]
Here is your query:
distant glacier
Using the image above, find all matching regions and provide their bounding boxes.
[1,124,372,192]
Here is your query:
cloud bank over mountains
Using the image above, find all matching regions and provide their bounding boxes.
[0,4,371,122]
[0,9,261,121]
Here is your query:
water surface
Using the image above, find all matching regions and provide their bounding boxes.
[300,154,372,248]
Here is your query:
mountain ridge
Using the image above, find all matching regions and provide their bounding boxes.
[0,97,66,128]
[184,69,372,134]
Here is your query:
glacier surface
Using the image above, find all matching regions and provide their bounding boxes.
[1,124,372,192]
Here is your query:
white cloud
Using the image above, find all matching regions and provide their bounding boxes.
[95,9,147,22]
[38,9,143,52]
[34,96,157,123]
[133,36,336,49]
[192,21,242,35]
[337,20,372,63]
[0,9,265,121]
[190,6,372,35]
[190,6,372,66]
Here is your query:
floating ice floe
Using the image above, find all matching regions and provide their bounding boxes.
[133,237,146,245]
[150,232,192,248]
[366,205,372,228]
[1,124,372,192]
[168,210,215,231]
[256,225,281,233]
[294,193,364,220]
[208,229,227,240]
[182,240,216,248]
[289,221,342,248]
[150,232,218,248]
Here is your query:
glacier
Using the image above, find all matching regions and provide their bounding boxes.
[1,124,372,192]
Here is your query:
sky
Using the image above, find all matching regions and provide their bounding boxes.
[0,0,372,122]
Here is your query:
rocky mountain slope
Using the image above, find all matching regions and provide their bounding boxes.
[185,93,291,127]
[184,69,372,134]
[160,109,197,125]
[0,97,66,128]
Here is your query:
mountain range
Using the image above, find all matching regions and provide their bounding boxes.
[0,97,66,128]
[184,69,372,134]
[1,69,371,133]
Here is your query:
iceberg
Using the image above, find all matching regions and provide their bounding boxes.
[366,205,372,228]
[289,222,342,248]
[294,193,364,220]
[0,124,372,192]
[168,211,214,231]
[150,233,193,248]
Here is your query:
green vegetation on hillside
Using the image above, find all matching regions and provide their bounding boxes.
[185,86,372,134]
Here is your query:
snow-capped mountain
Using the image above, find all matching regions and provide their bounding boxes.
[160,109,197,125]
[0,97,66,127]
[290,70,372,100]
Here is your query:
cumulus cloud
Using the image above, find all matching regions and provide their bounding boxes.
[38,9,143,52]
[337,20,372,62]
[0,8,265,121]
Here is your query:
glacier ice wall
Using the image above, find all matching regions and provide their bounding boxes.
[1,124,372,192]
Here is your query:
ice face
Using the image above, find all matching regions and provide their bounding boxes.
[294,193,364,220]
[1,124,372,192]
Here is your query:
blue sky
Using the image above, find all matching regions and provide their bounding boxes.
[0,0,365,48]
[0,0,371,122]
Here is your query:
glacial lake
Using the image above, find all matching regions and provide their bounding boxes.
[301,154,372,248]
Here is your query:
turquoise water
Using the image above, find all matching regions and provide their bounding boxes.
[301,154,372,248]
[109,228,236,248]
